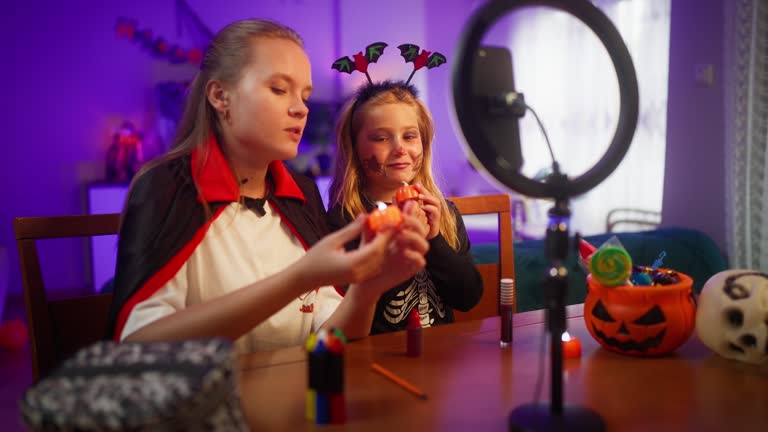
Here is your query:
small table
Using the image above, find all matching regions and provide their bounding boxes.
[238,305,768,431]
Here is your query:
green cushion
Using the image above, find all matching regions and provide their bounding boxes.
[471,227,728,312]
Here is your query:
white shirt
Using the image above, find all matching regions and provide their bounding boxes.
[120,201,342,352]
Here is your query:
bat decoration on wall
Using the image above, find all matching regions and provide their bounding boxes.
[332,42,389,84]
[397,43,447,84]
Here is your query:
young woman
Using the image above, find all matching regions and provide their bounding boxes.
[106,20,429,352]
[328,80,483,334]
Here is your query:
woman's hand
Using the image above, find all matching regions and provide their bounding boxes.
[298,215,395,288]
[353,200,430,297]
[413,182,441,240]
[317,201,430,340]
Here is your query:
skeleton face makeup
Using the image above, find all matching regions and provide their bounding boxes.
[696,270,768,365]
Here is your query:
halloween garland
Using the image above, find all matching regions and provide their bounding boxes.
[115,17,206,66]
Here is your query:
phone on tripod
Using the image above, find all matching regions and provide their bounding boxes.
[471,45,524,173]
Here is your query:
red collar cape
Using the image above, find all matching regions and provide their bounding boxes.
[106,136,331,340]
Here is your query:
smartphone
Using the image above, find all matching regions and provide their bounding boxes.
[471,45,524,172]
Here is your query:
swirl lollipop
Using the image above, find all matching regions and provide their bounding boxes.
[589,246,632,286]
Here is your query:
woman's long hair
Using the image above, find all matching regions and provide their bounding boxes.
[128,19,304,218]
[329,84,459,250]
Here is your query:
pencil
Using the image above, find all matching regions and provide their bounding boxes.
[370,363,428,400]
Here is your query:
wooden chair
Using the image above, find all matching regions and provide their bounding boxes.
[449,194,515,322]
[14,213,120,381]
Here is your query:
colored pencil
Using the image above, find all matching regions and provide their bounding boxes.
[370,363,428,400]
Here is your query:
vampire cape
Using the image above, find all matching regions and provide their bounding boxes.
[106,137,331,340]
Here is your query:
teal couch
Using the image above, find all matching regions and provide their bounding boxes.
[470,227,729,312]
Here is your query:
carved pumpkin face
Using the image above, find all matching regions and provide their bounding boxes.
[584,271,696,356]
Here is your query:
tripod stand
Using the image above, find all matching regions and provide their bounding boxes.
[508,190,604,432]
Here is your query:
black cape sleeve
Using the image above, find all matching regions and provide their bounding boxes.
[105,157,207,339]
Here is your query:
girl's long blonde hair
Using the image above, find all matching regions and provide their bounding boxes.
[128,19,304,218]
[329,83,459,250]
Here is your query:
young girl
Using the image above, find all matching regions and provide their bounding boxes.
[105,20,429,353]
[328,80,483,334]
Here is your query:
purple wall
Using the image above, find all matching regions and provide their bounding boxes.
[3,1,187,297]
[426,0,503,197]
[661,0,726,254]
[1,0,729,300]
[0,0,454,298]
[1,0,340,297]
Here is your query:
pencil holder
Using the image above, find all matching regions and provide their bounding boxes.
[306,329,346,424]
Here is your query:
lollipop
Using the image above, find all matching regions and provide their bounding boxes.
[589,246,632,286]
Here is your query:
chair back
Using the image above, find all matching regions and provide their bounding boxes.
[448,194,515,322]
[14,213,120,381]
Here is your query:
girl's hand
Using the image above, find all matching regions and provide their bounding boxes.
[392,189,429,236]
[413,182,441,240]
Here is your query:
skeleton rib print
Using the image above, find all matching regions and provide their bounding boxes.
[383,270,446,327]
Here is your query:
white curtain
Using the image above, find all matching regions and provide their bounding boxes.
[724,0,768,270]
[481,0,670,236]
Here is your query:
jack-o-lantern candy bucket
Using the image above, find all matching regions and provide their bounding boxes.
[584,270,695,356]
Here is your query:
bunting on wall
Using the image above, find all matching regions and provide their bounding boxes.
[116,17,206,66]
[115,1,213,66]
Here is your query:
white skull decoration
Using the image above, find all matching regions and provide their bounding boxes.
[695,270,768,365]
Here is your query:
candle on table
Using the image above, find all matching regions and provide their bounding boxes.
[561,331,582,359]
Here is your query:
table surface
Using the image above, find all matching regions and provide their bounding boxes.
[238,305,768,432]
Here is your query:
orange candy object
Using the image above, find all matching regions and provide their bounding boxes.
[395,184,419,205]
[367,204,403,232]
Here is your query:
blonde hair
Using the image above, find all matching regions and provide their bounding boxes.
[128,19,304,218]
[329,83,459,250]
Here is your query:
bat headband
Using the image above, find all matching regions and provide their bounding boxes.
[332,42,446,119]
[331,42,447,86]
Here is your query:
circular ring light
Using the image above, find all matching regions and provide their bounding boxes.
[452,0,639,199]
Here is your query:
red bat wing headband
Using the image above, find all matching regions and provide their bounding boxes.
[332,42,389,84]
[331,41,446,85]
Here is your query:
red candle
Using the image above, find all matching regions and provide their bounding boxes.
[561,331,582,359]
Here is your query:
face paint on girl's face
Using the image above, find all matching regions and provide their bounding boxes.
[411,152,424,173]
[355,103,424,201]
[362,154,385,176]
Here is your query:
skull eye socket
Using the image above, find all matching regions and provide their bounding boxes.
[725,283,750,300]
[632,305,666,325]
[724,308,744,329]
[592,300,615,322]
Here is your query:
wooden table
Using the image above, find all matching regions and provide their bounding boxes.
[238,305,768,431]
